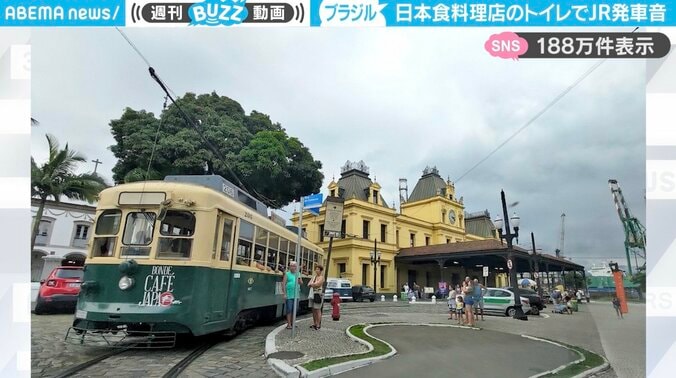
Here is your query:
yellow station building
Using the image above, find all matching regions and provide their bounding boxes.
[291,161,505,294]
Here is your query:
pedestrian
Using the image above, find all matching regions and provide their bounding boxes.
[308,264,325,330]
[456,294,465,325]
[282,261,302,329]
[413,282,421,301]
[612,296,623,319]
[473,278,485,321]
[565,295,573,315]
[448,286,457,320]
[462,277,475,327]
[403,282,409,294]
[576,289,583,303]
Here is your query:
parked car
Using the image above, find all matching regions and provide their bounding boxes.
[504,287,546,315]
[324,278,352,301]
[352,285,376,302]
[482,287,533,317]
[34,266,84,314]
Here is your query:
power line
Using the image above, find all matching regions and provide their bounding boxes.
[455,28,640,184]
[114,28,283,209]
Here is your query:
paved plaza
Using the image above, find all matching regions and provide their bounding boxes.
[31,300,645,377]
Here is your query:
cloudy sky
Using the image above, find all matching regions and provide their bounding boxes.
[30,28,646,270]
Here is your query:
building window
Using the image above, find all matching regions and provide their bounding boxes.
[71,223,91,248]
[363,220,370,239]
[34,218,55,246]
[410,233,415,247]
[442,210,446,223]
[341,219,346,236]
[381,265,386,289]
[362,264,368,285]
[380,224,386,243]
[338,263,346,277]
[373,190,379,204]
[331,189,336,197]
[425,236,430,246]
[446,238,451,244]
[319,224,325,242]
[396,230,400,247]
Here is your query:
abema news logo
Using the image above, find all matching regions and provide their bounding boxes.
[1,0,124,26]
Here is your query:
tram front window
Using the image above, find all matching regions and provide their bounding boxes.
[121,212,155,257]
[157,211,195,259]
[92,210,121,257]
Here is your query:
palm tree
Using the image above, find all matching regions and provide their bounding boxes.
[31,134,108,251]
[31,118,39,126]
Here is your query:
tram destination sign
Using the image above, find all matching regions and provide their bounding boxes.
[324,196,345,237]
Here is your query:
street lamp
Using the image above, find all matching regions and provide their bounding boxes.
[531,233,543,298]
[370,241,381,296]
[494,190,528,321]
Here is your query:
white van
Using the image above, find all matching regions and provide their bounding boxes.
[324,278,353,301]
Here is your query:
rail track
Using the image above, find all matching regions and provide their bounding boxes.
[49,302,414,377]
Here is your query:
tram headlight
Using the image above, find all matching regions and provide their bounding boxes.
[118,276,134,290]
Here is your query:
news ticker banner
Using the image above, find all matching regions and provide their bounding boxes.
[0,0,675,27]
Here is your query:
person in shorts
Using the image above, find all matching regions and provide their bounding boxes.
[462,277,475,326]
[308,264,325,330]
[456,294,465,325]
[472,278,485,321]
[282,261,302,329]
[448,288,457,320]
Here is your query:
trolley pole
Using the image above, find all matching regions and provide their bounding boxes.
[292,197,304,338]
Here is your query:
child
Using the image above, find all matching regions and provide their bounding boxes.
[448,289,457,320]
[456,294,465,325]
[612,296,623,319]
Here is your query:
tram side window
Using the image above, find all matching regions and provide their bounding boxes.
[220,218,234,261]
[236,220,254,266]
[289,242,297,268]
[254,228,268,268]
[92,210,121,257]
[268,234,279,271]
[157,211,195,259]
[278,239,289,272]
[121,212,156,257]
[301,248,309,275]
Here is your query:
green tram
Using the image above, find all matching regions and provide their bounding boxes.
[69,175,324,346]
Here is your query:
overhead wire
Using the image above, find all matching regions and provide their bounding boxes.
[455,27,640,184]
[114,27,284,209]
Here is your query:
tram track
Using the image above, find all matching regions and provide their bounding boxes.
[48,304,409,377]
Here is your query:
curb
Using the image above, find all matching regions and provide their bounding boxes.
[295,322,480,377]
[265,318,310,377]
[521,335,609,378]
[296,324,398,378]
[268,358,300,378]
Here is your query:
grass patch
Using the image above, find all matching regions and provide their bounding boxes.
[537,339,606,377]
[300,324,392,371]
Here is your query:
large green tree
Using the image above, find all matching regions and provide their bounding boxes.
[109,92,323,207]
[31,134,108,251]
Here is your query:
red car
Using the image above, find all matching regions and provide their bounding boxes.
[34,266,84,314]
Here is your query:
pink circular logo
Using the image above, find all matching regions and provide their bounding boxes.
[160,292,174,306]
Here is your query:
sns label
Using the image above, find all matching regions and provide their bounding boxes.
[484,32,528,60]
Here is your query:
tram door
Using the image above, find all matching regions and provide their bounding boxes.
[209,212,236,323]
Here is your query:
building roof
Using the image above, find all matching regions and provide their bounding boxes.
[397,239,524,257]
[397,239,584,270]
[465,210,495,238]
[336,161,388,208]
[408,166,448,203]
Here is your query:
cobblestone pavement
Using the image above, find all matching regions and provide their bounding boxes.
[32,313,282,378]
[31,314,111,377]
